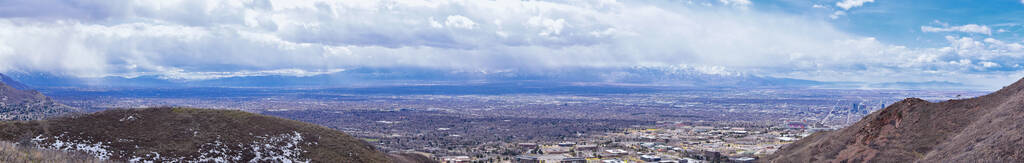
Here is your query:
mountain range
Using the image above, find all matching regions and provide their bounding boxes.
[5,67,986,90]
[768,77,1024,162]
[3,67,823,88]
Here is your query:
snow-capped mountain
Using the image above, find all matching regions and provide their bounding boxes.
[3,66,823,88]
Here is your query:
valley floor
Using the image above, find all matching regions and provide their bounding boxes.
[38,87,983,162]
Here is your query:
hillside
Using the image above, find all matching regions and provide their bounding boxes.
[0,107,391,162]
[0,141,111,162]
[767,78,1024,162]
[0,73,80,120]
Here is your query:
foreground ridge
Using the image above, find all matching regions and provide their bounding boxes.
[767,78,1024,162]
[0,107,392,162]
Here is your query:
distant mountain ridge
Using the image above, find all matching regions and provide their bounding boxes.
[0,74,31,90]
[4,67,824,88]
[0,73,80,120]
[768,77,1024,162]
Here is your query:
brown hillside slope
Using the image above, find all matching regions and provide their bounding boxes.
[767,78,1024,162]
[0,107,390,162]
[0,141,113,163]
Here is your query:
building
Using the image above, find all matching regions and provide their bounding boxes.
[530,154,585,163]
[703,151,723,162]
[786,121,807,129]
[518,143,539,149]
[440,156,472,163]
[560,157,586,163]
[601,159,625,163]
[602,149,629,157]
[514,156,541,163]
[575,144,598,151]
[729,157,756,163]
[681,158,701,163]
[776,136,796,142]
[641,155,662,162]
[542,147,572,154]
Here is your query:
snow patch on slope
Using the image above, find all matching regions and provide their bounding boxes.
[248,131,311,163]
[31,134,112,160]
[130,131,312,163]
[29,131,312,163]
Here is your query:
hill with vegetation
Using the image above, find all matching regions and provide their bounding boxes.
[0,107,393,162]
[768,78,1024,162]
[0,140,111,162]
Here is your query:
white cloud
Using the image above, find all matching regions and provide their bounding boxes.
[921,24,993,35]
[830,11,846,19]
[0,0,1020,87]
[980,61,999,68]
[589,28,617,38]
[718,0,752,8]
[153,68,346,80]
[428,17,444,28]
[836,0,875,10]
[444,15,476,29]
[527,16,568,37]
[980,38,1024,55]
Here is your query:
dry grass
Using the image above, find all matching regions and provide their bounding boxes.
[0,141,112,163]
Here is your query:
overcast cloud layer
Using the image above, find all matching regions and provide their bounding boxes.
[0,0,1022,88]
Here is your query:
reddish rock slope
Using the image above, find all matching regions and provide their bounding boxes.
[767,78,1024,162]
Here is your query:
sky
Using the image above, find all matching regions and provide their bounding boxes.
[0,0,1022,88]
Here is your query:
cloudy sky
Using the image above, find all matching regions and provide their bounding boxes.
[0,0,1022,88]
